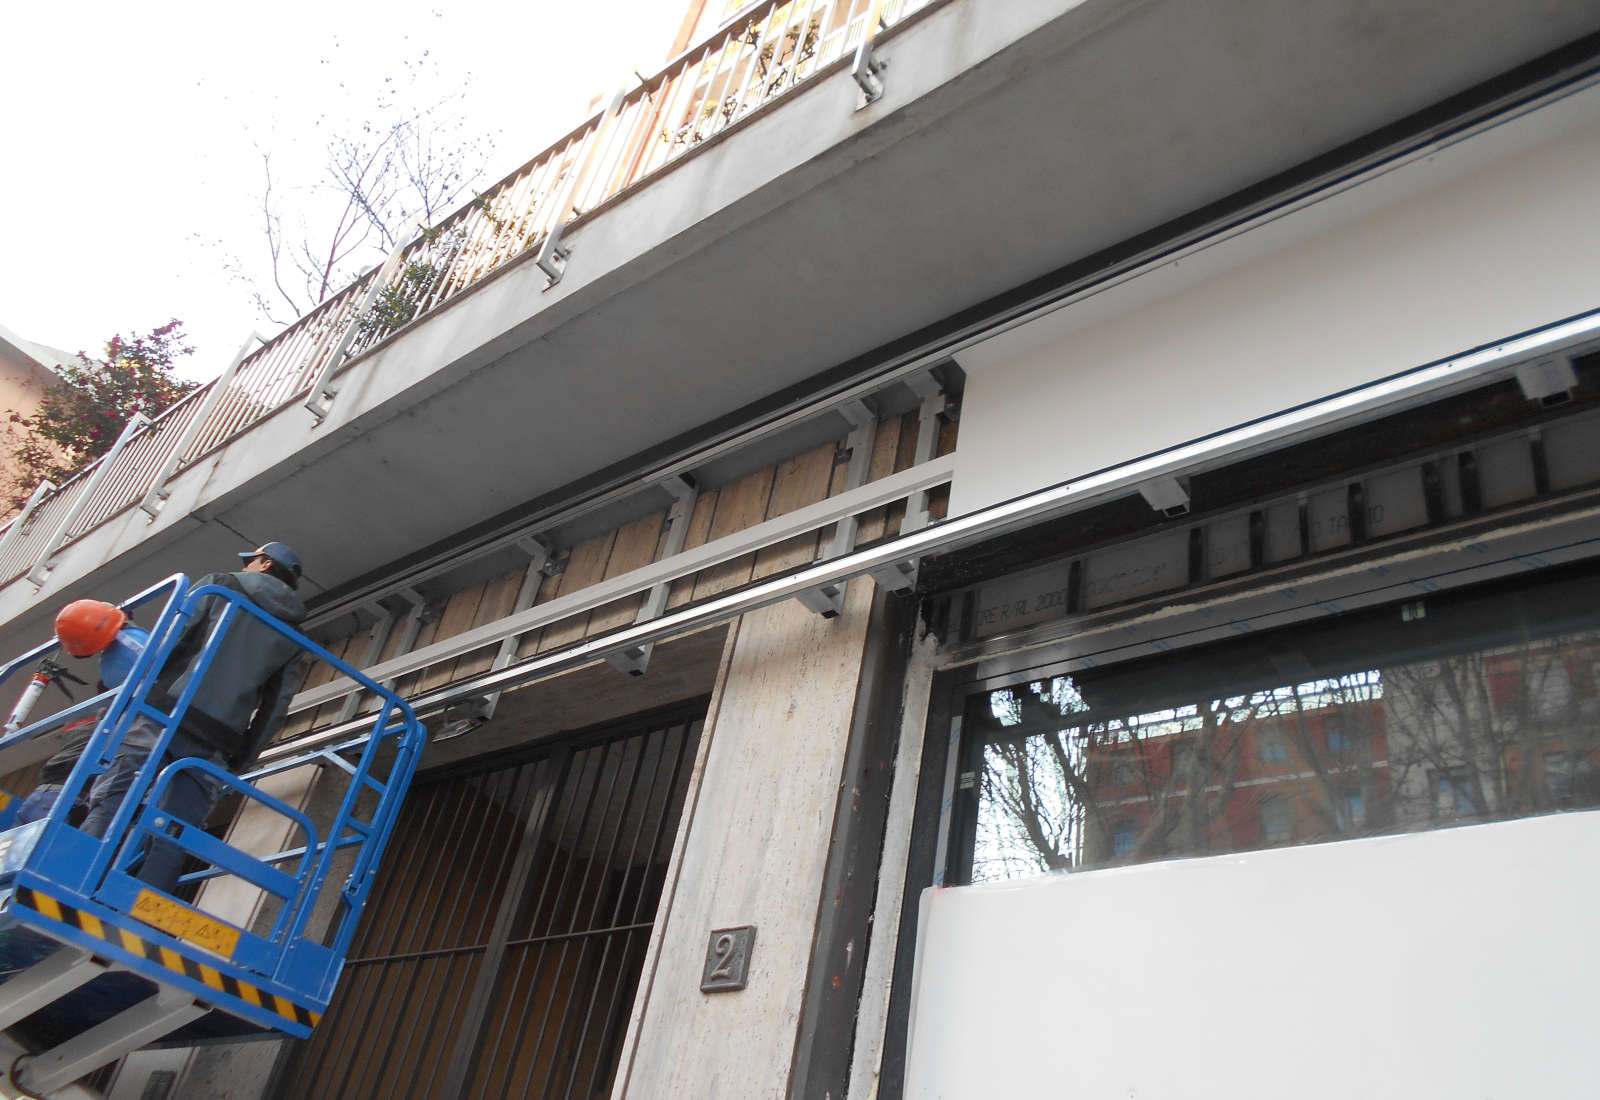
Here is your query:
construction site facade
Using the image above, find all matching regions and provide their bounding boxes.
[3,1,1600,1097]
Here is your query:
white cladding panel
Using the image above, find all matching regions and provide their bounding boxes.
[949,97,1600,516]
[904,811,1600,1098]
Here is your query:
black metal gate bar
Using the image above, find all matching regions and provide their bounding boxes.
[434,748,574,1099]
[378,767,509,1096]
[485,739,620,1099]
[277,702,705,1100]
[302,776,463,1096]
[577,722,697,1099]
[551,722,688,1099]
[522,737,641,1099]
[407,761,543,1099]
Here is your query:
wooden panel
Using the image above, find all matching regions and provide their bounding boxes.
[513,566,565,660]
[394,603,446,699]
[928,407,960,521]
[447,566,527,683]
[585,511,667,637]
[665,489,720,612]
[881,409,922,540]
[690,467,776,601]
[853,413,906,545]
[536,530,619,653]
[417,583,491,694]
[308,633,365,730]
[751,442,836,581]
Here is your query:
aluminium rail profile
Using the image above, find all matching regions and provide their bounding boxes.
[256,306,1600,765]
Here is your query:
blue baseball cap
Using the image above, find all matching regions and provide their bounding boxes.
[240,541,303,585]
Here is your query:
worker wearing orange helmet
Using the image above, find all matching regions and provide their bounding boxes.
[16,602,152,825]
[78,541,308,893]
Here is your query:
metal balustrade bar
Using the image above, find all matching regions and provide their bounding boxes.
[0,0,946,594]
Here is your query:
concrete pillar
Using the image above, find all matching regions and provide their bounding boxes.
[613,578,878,1099]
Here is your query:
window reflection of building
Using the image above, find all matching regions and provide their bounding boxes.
[960,575,1600,885]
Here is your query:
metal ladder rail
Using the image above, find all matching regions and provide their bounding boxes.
[0,577,424,1094]
[278,700,425,992]
[0,576,422,999]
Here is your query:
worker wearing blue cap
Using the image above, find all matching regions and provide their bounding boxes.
[80,541,308,893]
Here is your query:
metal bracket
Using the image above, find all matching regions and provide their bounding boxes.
[607,474,698,676]
[852,0,890,109]
[305,227,420,423]
[798,401,878,617]
[1139,475,1192,518]
[472,534,555,722]
[534,233,572,284]
[1514,355,1578,406]
[538,88,629,289]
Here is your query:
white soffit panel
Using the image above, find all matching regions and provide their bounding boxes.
[958,78,1600,372]
[948,80,1600,518]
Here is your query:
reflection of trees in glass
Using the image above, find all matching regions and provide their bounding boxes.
[1382,637,1600,825]
[968,631,1600,885]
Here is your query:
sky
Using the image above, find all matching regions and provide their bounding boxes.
[1,0,690,381]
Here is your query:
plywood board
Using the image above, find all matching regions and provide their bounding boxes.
[393,605,445,700]
[853,414,905,545]
[514,560,568,660]
[417,582,490,694]
[537,530,619,653]
[586,511,667,637]
[448,566,528,683]
[690,467,775,601]
[751,442,835,580]
[881,409,922,540]
[665,491,720,612]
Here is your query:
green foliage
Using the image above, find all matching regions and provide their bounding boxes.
[5,320,198,508]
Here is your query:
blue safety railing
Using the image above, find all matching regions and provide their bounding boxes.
[0,574,428,1040]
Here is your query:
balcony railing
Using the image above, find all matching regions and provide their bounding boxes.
[0,0,945,590]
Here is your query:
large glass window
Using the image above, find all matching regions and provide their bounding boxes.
[951,561,1600,884]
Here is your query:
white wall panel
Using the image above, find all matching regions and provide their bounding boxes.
[950,96,1600,516]
[904,811,1600,1099]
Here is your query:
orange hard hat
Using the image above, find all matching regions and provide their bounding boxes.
[54,599,127,658]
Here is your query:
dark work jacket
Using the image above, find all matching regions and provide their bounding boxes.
[154,571,307,769]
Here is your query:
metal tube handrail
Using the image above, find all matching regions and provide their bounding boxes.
[25,413,152,585]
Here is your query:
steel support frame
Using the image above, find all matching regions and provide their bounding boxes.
[14,983,204,1096]
[447,534,554,729]
[798,399,879,617]
[867,373,945,593]
[290,453,955,713]
[606,474,698,676]
[259,307,1600,763]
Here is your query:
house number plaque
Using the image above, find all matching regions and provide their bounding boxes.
[701,925,756,993]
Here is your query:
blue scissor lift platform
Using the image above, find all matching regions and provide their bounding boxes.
[0,575,426,1096]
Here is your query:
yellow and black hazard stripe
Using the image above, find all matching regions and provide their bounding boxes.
[13,886,321,1029]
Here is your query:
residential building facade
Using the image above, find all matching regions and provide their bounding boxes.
[2,1,1600,1096]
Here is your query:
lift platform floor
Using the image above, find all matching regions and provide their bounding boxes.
[0,901,287,1051]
